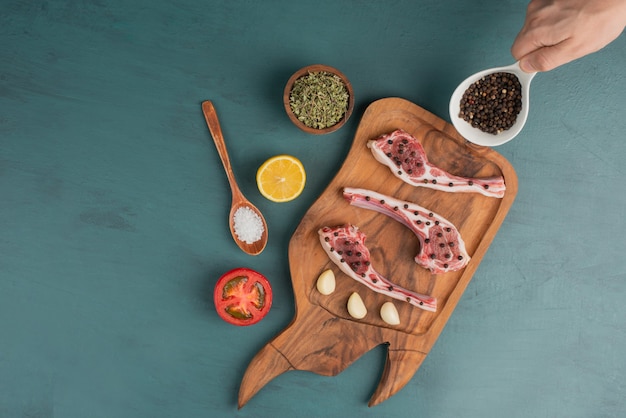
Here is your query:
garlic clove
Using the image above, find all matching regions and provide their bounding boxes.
[347,292,367,319]
[380,301,400,325]
[316,269,336,295]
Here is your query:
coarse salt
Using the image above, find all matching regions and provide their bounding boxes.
[233,206,264,244]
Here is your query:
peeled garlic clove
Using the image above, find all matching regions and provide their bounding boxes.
[380,301,400,325]
[316,269,336,295]
[347,292,367,319]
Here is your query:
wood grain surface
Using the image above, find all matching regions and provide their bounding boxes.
[239,97,518,407]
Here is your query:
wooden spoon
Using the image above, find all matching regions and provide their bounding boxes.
[202,100,268,256]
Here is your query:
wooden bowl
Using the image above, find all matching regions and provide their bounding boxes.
[283,64,354,135]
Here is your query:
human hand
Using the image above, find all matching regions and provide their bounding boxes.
[511,0,626,72]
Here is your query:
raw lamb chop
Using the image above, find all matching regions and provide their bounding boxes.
[319,224,437,312]
[343,187,470,274]
[368,129,505,198]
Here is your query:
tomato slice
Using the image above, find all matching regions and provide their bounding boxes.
[213,267,272,326]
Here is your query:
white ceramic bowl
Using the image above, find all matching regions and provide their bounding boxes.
[449,62,536,147]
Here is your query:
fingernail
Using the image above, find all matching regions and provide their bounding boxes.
[519,59,535,73]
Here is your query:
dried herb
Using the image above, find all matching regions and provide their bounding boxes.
[289,71,349,129]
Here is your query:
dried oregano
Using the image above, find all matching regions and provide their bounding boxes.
[289,71,349,129]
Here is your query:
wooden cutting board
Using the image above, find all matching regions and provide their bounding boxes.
[239,97,518,407]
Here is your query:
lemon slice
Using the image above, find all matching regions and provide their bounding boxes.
[256,155,306,202]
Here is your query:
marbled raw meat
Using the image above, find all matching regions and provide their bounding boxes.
[368,129,505,198]
[343,187,470,273]
[319,224,437,312]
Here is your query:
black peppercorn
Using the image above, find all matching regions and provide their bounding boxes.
[459,72,522,135]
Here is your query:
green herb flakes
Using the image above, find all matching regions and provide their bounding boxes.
[289,71,349,129]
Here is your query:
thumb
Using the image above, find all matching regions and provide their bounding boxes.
[518,41,574,72]
[518,56,540,72]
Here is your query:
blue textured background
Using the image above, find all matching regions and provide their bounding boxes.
[1,1,625,417]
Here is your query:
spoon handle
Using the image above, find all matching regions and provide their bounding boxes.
[202,101,242,195]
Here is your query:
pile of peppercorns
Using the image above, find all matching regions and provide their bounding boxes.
[458,72,522,135]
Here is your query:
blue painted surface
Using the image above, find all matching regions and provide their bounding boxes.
[1,1,625,417]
